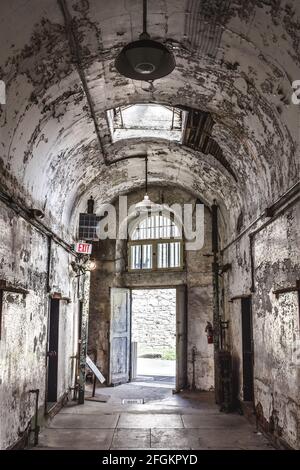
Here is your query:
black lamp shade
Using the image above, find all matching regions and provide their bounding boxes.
[115,39,175,81]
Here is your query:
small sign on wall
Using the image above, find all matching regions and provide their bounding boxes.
[86,355,105,383]
[74,242,92,255]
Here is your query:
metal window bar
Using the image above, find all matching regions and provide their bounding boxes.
[157,242,181,269]
[170,242,174,267]
[132,215,181,241]
[128,239,183,271]
[142,244,152,269]
[131,245,141,269]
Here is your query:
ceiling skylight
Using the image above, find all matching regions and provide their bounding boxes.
[107,104,187,143]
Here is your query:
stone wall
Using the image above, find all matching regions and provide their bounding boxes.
[131,289,176,357]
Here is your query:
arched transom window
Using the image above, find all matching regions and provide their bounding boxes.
[128,214,183,271]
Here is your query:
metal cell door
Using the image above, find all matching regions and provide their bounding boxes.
[47,299,59,403]
[241,297,254,401]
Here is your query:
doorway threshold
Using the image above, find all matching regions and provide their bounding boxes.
[132,376,175,389]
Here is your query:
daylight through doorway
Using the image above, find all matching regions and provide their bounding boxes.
[131,289,176,385]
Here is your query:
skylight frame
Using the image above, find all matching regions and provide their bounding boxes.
[107,103,187,143]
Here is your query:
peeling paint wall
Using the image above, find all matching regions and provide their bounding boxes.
[252,204,300,448]
[0,201,82,449]
[0,0,299,451]
[1,0,299,233]
[225,202,300,449]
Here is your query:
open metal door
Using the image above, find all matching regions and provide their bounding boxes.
[109,287,131,386]
[176,285,187,391]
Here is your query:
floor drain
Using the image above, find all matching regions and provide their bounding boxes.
[122,398,144,404]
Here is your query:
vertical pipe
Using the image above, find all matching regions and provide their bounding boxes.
[46,236,52,293]
[212,201,219,253]
[249,234,255,293]
[92,374,97,397]
[78,272,90,404]
[212,200,220,349]
[212,200,220,402]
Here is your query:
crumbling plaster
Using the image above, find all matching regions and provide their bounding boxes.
[223,203,300,448]
[0,200,81,449]
[0,0,298,240]
[0,0,299,450]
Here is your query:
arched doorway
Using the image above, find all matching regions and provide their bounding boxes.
[109,211,187,391]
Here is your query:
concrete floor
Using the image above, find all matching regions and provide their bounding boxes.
[36,381,275,450]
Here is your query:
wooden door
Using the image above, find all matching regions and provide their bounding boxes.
[109,288,131,385]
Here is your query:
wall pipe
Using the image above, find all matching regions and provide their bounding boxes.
[0,186,77,257]
[221,181,300,254]
[212,200,220,350]
[211,200,221,403]
[249,194,300,293]
[46,236,52,293]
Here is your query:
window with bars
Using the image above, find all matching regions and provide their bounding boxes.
[78,213,100,241]
[128,214,183,271]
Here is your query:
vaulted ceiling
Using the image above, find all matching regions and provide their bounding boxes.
[0,0,299,240]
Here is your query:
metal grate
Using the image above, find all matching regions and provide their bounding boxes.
[78,213,100,241]
[122,398,144,404]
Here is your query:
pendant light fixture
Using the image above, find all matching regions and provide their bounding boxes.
[135,156,161,213]
[115,0,175,81]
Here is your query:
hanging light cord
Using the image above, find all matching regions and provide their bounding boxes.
[143,0,147,35]
[145,155,148,194]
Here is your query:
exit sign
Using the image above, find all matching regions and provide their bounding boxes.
[74,242,92,255]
